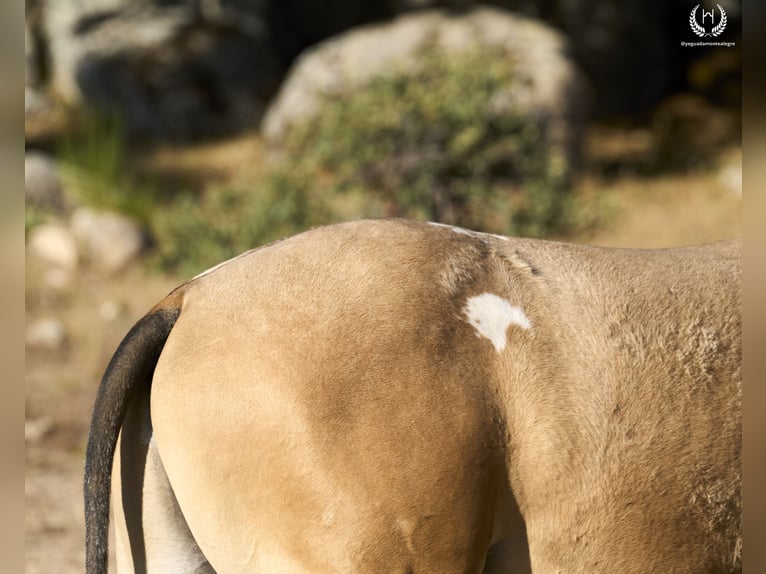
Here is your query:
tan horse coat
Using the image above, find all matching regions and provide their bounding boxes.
[85,219,741,573]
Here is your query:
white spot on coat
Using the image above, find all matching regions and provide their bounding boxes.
[463,293,531,352]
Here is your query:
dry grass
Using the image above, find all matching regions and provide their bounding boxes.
[137,130,268,191]
[575,165,741,248]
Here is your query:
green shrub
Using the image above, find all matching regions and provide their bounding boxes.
[147,174,331,276]
[272,44,572,237]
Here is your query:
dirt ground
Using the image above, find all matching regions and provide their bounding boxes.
[24,137,741,573]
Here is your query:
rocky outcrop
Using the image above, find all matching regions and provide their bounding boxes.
[43,0,279,139]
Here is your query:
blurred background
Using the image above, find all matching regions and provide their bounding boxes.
[25,0,742,571]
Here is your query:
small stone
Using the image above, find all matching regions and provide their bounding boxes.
[25,417,54,443]
[26,318,68,351]
[42,267,75,291]
[25,152,64,211]
[99,299,126,322]
[27,224,79,270]
[718,163,742,197]
[70,208,146,273]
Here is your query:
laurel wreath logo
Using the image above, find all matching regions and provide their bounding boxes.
[711,5,727,36]
[690,4,728,37]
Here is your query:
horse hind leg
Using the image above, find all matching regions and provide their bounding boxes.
[112,391,215,574]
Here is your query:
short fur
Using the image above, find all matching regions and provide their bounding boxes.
[85,219,741,573]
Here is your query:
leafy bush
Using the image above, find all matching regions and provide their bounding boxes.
[148,174,330,276]
[268,44,573,237]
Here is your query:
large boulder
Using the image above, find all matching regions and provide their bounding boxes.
[43,0,279,139]
[262,7,589,182]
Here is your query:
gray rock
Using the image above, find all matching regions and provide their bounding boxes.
[26,318,68,351]
[25,417,55,443]
[43,0,279,139]
[98,298,127,321]
[27,223,80,270]
[262,7,588,181]
[718,162,742,197]
[70,207,146,273]
[45,0,161,105]
[41,267,77,291]
[25,152,65,211]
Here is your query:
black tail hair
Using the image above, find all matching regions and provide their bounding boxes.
[84,306,181,574]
